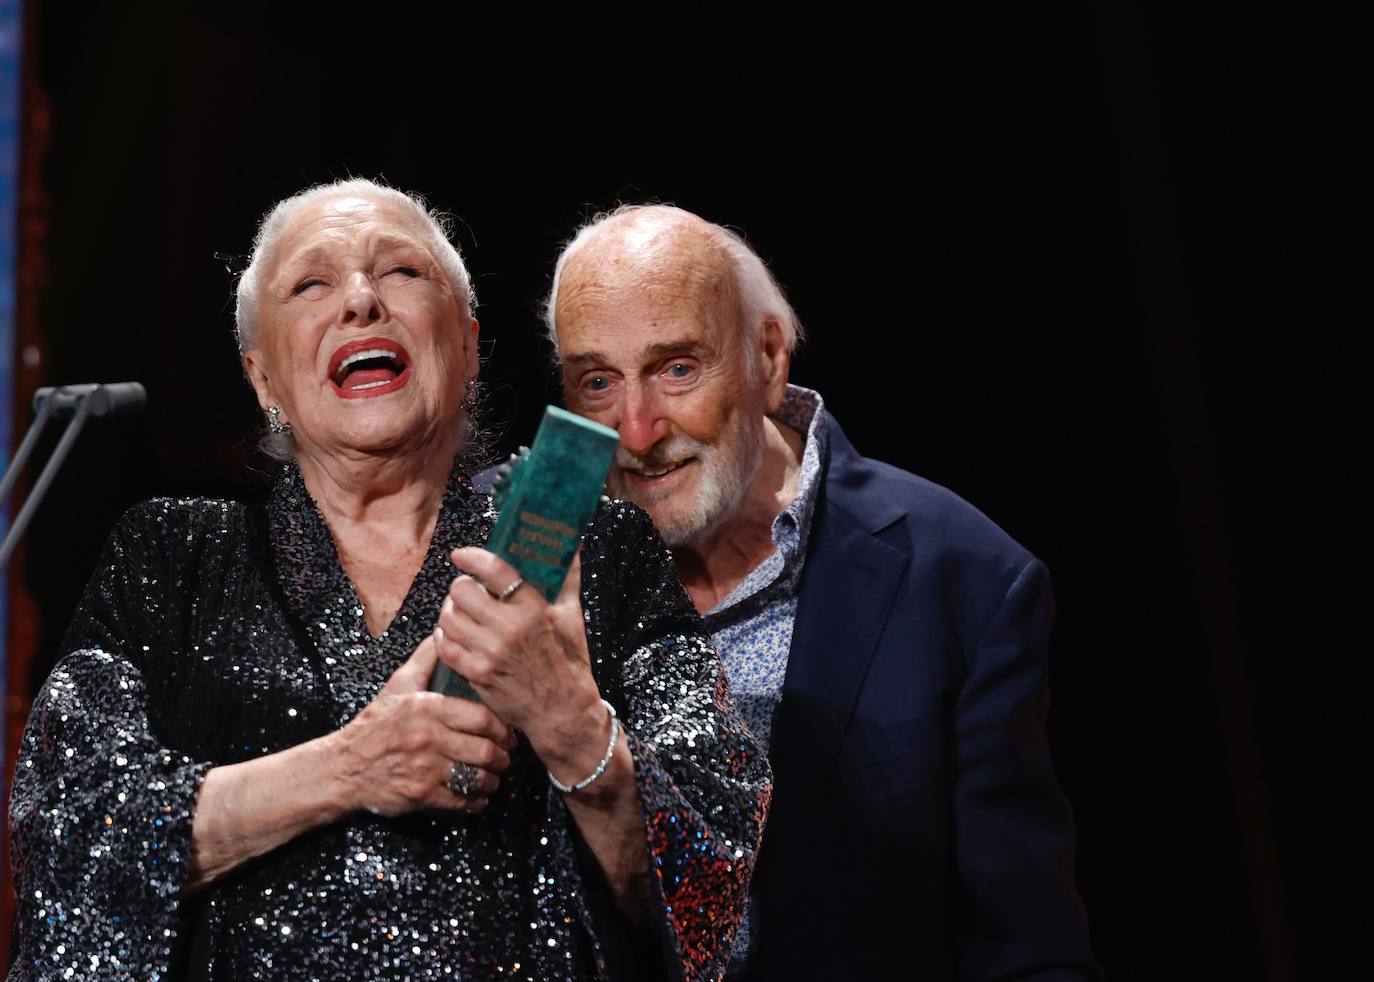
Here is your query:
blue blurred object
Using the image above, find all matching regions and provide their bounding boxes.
[0,0,23,834]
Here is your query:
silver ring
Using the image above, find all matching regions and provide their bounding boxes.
[495,576,524,601]
[448,760,479,797]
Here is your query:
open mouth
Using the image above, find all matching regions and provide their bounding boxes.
[327,337,412,399]
[631,459,691,479]
[622,457,696,489]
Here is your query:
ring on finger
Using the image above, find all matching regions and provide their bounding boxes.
[448,760,479,797]
[493,576,524,601]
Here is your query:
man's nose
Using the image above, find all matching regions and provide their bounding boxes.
[340,272,383,326]
[618,385,670,456]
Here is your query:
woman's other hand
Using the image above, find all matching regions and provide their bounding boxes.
[330,636,518,816]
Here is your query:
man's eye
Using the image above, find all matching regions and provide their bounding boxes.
[292,278,325,296]
[387,265,421,278]
[665,363,693,379]
[584,375,611,392]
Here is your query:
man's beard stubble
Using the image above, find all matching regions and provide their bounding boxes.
[608,418,764,549]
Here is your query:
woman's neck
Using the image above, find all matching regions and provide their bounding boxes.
[297,444,454,548]
[295,439,460,637]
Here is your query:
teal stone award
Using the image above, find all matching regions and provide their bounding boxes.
[429,405,620,699]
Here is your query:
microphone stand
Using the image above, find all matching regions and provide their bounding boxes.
[0,382,147,570]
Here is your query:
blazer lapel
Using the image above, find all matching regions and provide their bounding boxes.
[770,418,910,787]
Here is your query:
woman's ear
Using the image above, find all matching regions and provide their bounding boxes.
[242,349,275,412]
[463,316,482,381]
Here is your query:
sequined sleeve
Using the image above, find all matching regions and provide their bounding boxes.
[8,501,218,980]
[582,503,772,982]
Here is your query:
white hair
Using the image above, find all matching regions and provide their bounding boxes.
[542,204,804,359]
[233,177,476,354]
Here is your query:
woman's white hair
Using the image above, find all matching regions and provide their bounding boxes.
[542,204,804,361]
[233,177,477,354]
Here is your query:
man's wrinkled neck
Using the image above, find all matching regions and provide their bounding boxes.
[675,415,805,613]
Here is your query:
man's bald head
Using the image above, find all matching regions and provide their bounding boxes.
[545,204,803,365]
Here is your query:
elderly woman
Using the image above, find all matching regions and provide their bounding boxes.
[7,179,769,981]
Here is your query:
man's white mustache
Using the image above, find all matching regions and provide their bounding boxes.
[614,437,709,473]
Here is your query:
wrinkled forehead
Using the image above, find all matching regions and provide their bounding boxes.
[557,221,738,339]
[269,194,432,275]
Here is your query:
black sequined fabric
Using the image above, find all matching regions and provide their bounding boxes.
[8,462,770,981]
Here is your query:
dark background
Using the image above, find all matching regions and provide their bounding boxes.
[6,2,1367,978]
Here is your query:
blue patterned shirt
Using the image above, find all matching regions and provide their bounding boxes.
[711,384,827,972]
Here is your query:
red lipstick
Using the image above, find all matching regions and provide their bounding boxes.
[327,337,412,399]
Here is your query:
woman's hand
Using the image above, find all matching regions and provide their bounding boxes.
[188,637,516,892]
[432,549,610,786]
[329,635,518,816]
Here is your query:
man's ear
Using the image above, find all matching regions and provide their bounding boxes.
[757,317,792,413]
[242,349,276,413]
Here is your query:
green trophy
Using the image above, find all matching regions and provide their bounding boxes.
[429,405,620,699]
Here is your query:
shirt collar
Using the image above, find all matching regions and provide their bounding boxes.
[769,384,826,562]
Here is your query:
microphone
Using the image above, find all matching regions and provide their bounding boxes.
[0,381,150,568]
[33,382,148,419]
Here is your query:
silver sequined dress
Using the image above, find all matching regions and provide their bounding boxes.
[8,462,770,981]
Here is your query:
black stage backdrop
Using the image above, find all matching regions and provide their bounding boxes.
[9,3,1367,978]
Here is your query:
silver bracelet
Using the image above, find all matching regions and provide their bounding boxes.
[548,699,620,794]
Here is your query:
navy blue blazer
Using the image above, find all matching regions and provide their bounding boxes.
[745,414,1098,980]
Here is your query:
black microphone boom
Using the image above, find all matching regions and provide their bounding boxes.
[34,382,148,419]
[0,382,148,569]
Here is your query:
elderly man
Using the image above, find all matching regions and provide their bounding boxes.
[544,205,1099,980]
